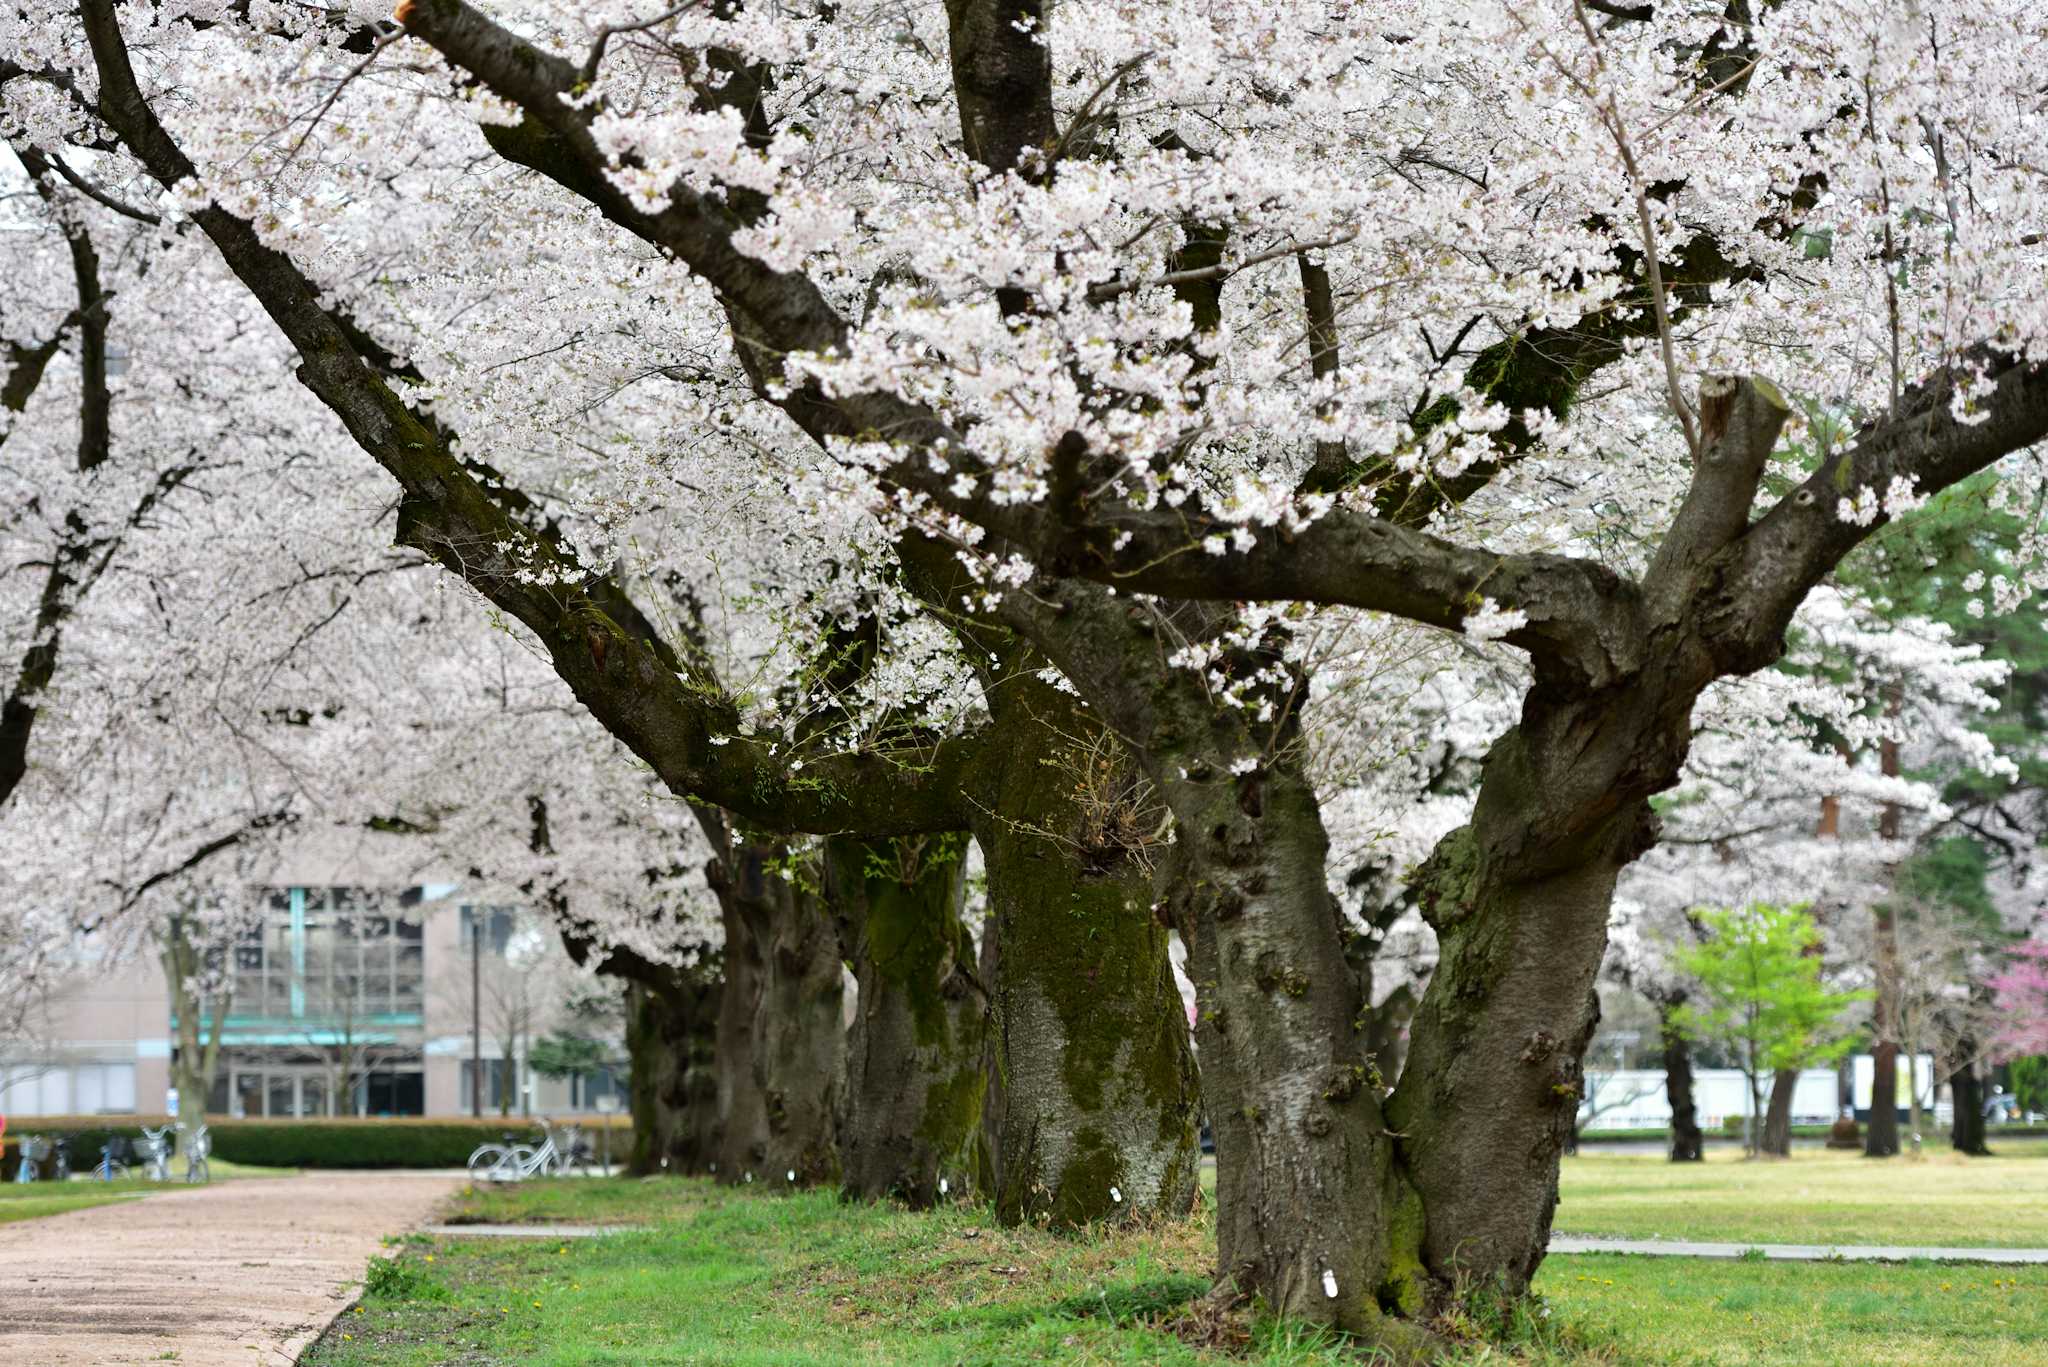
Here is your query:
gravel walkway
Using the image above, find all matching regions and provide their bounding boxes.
[0,1170,461,1366]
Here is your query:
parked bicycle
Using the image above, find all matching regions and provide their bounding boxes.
[552,1121,594,1176]
[177,1122,210,1184]
[94,1136,131,1182]
[13,1134,49,1183]
[466,1119,586,1182]
[138,1125,174,1182]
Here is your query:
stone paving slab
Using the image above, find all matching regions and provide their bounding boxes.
[0,1170,461,1365]
[1551,1235,2048,1263]
[420,1223,625,1238]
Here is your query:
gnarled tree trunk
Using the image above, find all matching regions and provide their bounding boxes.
[827,834,990,1204]
[711,842,843,1188]
[975,671,1201,1227]
[1162,761,1431,1342]
[160,912,229,1127]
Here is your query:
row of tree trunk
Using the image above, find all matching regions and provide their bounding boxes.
[603,678,1201,1222]
[1656,1000,1993,1162]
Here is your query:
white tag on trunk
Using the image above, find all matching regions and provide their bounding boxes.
[1322,1270,1339,1299]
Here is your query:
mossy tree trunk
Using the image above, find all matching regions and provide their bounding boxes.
[974,669,1201,1227]
[1660,1001,1704,1162]
[709,838,844,1188]
[557,907,722,1178]
[623,968,721,1175]
[826,833,990,1204]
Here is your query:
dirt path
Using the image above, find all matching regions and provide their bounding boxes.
[0,1171,461,1366]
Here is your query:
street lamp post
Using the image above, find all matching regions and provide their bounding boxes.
[595,1092,616,1176]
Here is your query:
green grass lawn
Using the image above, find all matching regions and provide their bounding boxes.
[305,1166,2048,1367]
[0,1159,294,1225]
[1556,1139,2048,1247]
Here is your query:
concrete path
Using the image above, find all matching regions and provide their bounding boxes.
[1552,1235,2048,1263]
[420,1222,624,1238]
[0,1170,461,1366]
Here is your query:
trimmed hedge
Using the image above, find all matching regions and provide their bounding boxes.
[2,1114,632,1175]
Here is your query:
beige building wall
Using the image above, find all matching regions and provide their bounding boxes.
[1,955,171,1116]
[3,881,622,1120]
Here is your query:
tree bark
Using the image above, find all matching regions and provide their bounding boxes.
[160,915,227,1126]
[1660,1002,1704,1162]
[1392,815,1632,1297]
[1949,1047,1990,1157]
[710,842,843,1187]
[1866,1024,1901,1157]
[826,834,990,1205]
[1867,730,1904,1159]
[1160,760,1429,1335]
[1760,1068,1797,1157]
[623,968,720,1175]
[974,671,1201,1227]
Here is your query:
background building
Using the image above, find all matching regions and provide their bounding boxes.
[0,885,622,1120]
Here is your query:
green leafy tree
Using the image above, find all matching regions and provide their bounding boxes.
[526,1030,612,1082]
[1674,903,1870,1156]
[2010,1056,2048,1118]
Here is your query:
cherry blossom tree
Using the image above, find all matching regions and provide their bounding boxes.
[1991,941,2048,1059]
[14,0,2048,1344]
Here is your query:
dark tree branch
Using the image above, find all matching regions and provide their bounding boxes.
[38,148,162,224]
[1722,349,2048,673]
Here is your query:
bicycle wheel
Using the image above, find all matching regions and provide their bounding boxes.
[502,1145,538,1180]
[185,1157,209,1184]
[467,1145,510,1181]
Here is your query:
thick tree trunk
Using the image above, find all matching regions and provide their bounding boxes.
[1660,1004,1704,1162]
[826,834,990,1205]
[711,843,843,1188]
[975,672,1201,1227]
[712,860,767,1182]
[624,968,720,1175]
[976,899,1007,1192]
[1162,763,1426,1336]
[1391,817,1631,1298]
[1949,1049,1989,1156]
[1866,1031,1901,1157]
[1760,1068,1797,1157]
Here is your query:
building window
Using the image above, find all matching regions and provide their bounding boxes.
[206,1045,425,1117]
[460,1058,515,1114]
[0,1062,135,1116]
[460,905,517,956]
[230,888,425,1022]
